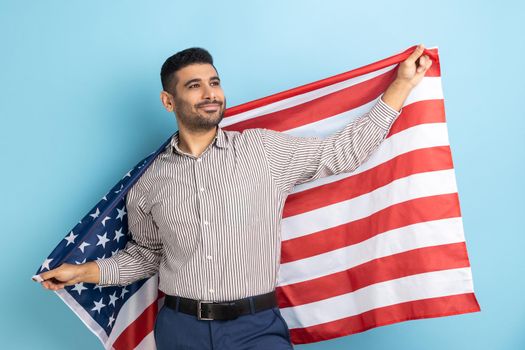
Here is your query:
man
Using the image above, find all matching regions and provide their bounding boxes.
[38,44,432,349]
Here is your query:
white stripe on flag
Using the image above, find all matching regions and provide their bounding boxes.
[281,267,475,329]
[134,331,156,350]
[403,76,444,106]
[291,122,451,193]
[285,77,444,138]
[286,97,381,138]
[221,65,398,125]
[105,275,159,348]
[278,217,465,286]
[282,169,459,240]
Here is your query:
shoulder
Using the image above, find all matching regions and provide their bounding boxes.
[223,127,282,141]
[221,127,267,146]
[127,149,166,198]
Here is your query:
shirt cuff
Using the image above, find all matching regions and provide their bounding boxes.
[368,94,402,130]
[94,258,120,286]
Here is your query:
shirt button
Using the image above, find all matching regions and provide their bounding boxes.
[209,289,214,293]
[197,158,202,162]
[203,220,209,225]
[206,255,212,260]
[200,187,205,192]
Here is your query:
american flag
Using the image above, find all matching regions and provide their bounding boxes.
[34,150,168,349]
[35,45,480,349]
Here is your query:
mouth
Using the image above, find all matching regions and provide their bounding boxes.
[198,103,221,112]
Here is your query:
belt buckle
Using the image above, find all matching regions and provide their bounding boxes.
[197,300,214,321]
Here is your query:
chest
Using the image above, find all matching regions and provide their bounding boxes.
[144,146,274,232]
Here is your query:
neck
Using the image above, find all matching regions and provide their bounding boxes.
[177,125,218,157]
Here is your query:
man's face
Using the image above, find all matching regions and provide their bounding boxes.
[169,63,226,132]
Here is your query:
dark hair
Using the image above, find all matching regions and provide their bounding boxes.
[160,47,216,93]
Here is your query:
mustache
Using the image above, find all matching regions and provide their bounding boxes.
[196,100,223,108]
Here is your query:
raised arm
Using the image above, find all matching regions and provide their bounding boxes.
[257,44,432,195]
[257,95,401,194]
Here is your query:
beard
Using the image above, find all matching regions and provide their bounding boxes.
[174,97,226,132]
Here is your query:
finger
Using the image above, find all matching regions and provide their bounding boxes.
[420,56,432,72]
[32,274,44,283]
[42,280,56,289]
[415,59,433,78]
[53,283,66,290]
[417,55,432,73]
[417,58,426,73]
[406,44,425,64]
[42,279,66,290]
[40,264,71,282]
[38,268,57,281]
[416,57,424,72]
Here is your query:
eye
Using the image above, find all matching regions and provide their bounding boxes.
[211,81,220,86]
[189,83,199,89]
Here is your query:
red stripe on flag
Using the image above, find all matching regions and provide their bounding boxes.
[388,99,446,137]
[283,145,454,218]
[281,193,462,263]
[277,242,471,308]
[224,68,397,132]
[223,46,441,118]
[289,293,480,344]
[112,291,164,350]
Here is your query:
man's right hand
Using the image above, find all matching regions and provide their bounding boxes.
[36,261,100,291]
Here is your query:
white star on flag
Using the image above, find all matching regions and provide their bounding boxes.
[92,298,106,314]
[89,207,100,219]
[71,282,88,296]
[40,258,53,271]
[120,287,129,299]
[64,231,78,246]
[75,258,87,265]
[108,314,116,328]
[78,242,90,253]
[116,206,127,221]
[108,292,119,307]
[113,228,125,242]
[101,216,111,227]
[96,232,110,248]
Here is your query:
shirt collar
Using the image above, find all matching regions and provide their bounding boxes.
[168,126,229,155]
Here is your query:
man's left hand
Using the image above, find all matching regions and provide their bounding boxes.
[396,44,433,88]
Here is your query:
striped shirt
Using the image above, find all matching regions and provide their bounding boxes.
[95,95,401,302]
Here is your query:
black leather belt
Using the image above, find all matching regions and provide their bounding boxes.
[164,290,277,321]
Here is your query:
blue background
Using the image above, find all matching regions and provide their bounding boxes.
[1,1,523,349]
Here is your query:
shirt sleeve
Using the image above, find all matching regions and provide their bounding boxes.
[257,94,401,194]
[94,180,163,287]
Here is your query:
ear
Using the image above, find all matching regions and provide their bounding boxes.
[160,91,175,112]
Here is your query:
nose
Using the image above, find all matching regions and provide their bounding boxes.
[202,84,217,101]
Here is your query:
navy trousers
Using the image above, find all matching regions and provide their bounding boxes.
[154,298,294,350]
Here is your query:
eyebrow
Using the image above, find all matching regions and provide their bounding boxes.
[183,76,221,88]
